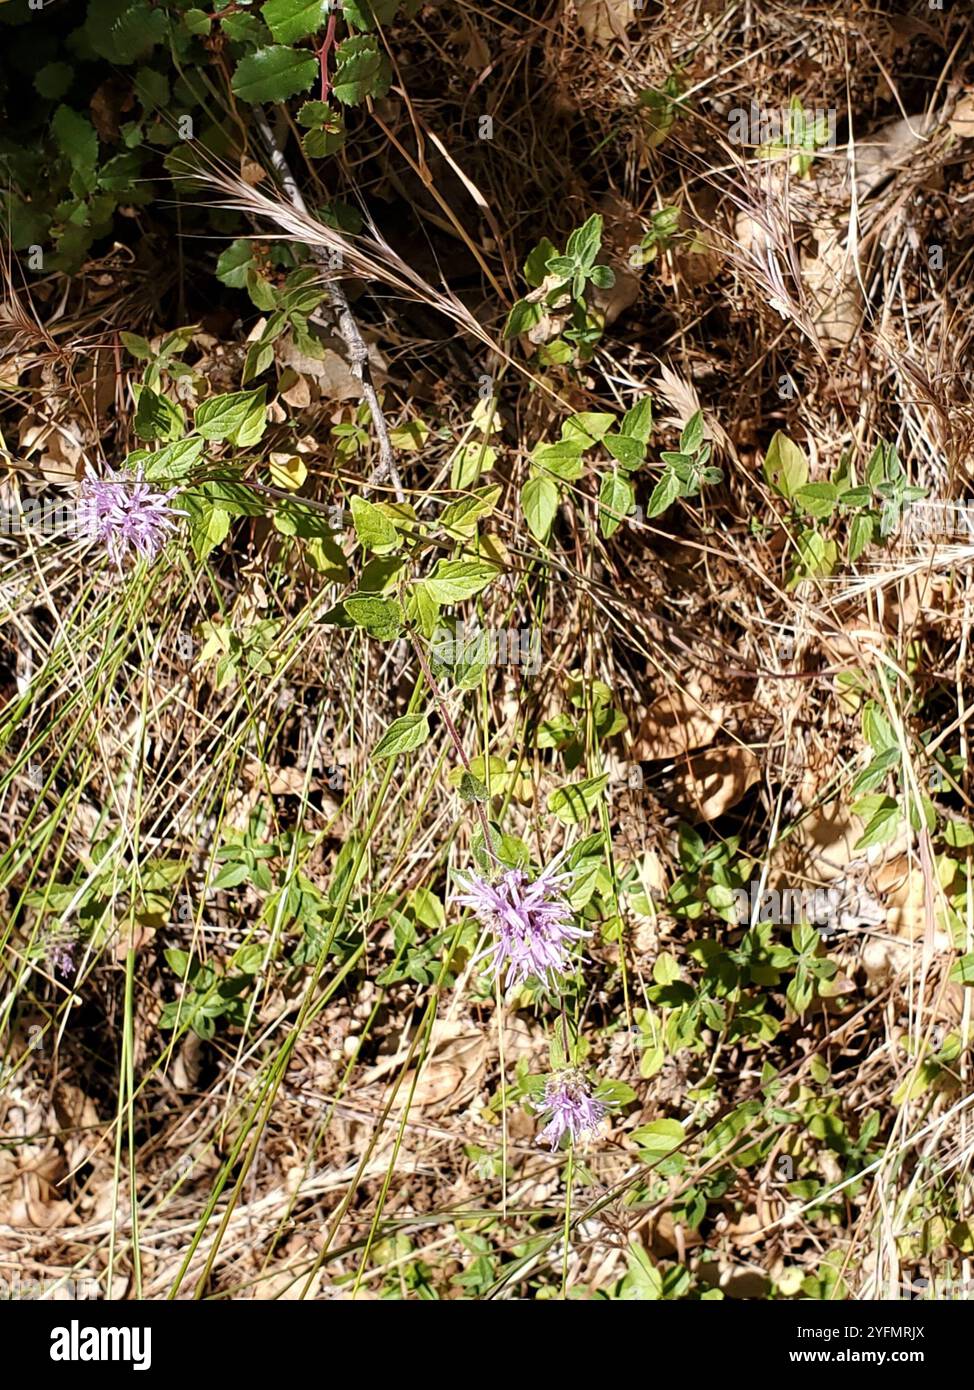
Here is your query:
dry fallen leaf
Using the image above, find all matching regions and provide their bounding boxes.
[673,744,761,822]
[635,683,728,760]
[576,0,635,45]
[279,369,312,410]
[240,155,267,186]
[771,799,864,884]
[276,336,361,401]
[854,114,933,199]
[948,92,974,139]
[457,21,489,71]
[377,1021,488,1114]
[591,266,640,326]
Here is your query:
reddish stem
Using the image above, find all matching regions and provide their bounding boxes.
[319,13,337,102]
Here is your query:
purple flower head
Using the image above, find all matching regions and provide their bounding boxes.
[78,463,185,569]
[534,1070,607,1151]
[454,852,587,991]
[46,937,76,978]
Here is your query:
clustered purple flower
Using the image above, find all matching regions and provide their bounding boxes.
[78,463,185,568]
[46,937,76,978]
[454,853,609,1149]
[454,853,588,991]
[534,1070,607,1151]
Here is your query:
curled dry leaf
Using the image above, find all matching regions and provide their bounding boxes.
[240,155,267,187]
[872,852,946,944]
[590,266,640,326]
[576,0,635,44]
[673,744,761,822]
[801,224,862,348]
[635,683,728,760]
[276,336,362,401]
[376,1020,488,1114]
[771,799,866,885]
[948,92,974,139]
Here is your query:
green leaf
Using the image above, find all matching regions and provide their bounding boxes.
[795,481,838,518]
[850,746,899,795]
[622,396,653,443]
[503,298,544,338]
[604,433,645,470]
[594,1078,637,1106]
[35,63,73,100]
[837,483,871,508]
[357,555,405,594]
[245,266,278,312]
[565,214,603,267]
[300,124,341,156]
[243,341,274,384]
[52,106,97,175]
[561,412,615,446]
[234,944,264,975]
[646,468,680,518]
[5,195,50,251]
[298,99,332,127]
[679,411,705,455]
[183,8,211,34]
[547,773,609,826]
[458,771,490,803]
[907,795,937,835]
[450,442,496,490]
[854,800,900,851]
[85,0,167,64]
[521,475,559,541]
[195,387,267,447]
[865,442,886,488]
[230,46,318,105]
[763,430,809,499]
[621,1242,664,1300]
[219,11,268,43]
[531,440,585,481]
[133,436,204,482]
[439,485,501,537]
[848,512,874,563]
[389,419,429,450]
[134,386,184,443]
[944,820,974,849]
[333,34,391,105]
[950,953,974,986]
[134,66,169,111]
[215,239,255,289]
[653,951,682,986]
[164,948,192,976]
[189,503,231,562]
[408,583,440,639]
[342,0,400,28]
[862,701,895,754]
[524,237,558,287]
[263,0,331,44]
[631,1118,686,1157]
[351,495,400,550]
[298,104,346,154]
[790,528,837,582]
[423,559,498,604]
[598,471,634,538]
[373,713,430,760]
[344,594,404,640]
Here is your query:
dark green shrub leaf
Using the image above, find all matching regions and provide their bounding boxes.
[231,46,318,105]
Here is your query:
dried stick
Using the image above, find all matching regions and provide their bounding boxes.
[254,109,405,502]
